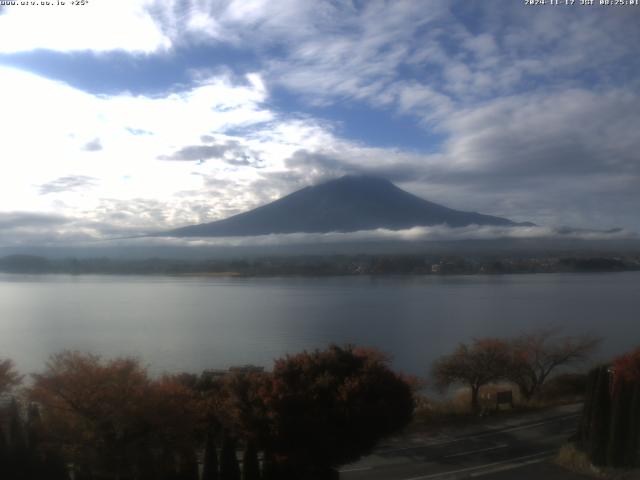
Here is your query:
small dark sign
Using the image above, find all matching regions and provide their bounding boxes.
[496,390,513,409]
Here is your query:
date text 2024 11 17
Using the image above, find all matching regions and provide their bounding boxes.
[525,0,639,5]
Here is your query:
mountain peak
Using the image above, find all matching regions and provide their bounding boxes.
[166,176,528,237]
[327,174,393,185]
[308,174,397,194]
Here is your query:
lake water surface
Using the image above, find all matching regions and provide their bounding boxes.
[0,272,638,377]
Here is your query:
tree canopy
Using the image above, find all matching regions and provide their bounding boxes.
[614,346,640,383]
[506,328,600,399]
[28,351,199,479]
[432,338,511,412]
[7,345,414,479]
[432,330,600,411]
[265,345,414,474]
[0,358,22,394]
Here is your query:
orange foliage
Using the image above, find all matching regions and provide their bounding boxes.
[614,346,640,383]
[218,370,271,443]
[265,345,414,470]
[432,338,512,412]
[432,338,512,391]
[0,358,22,394]
[28,351,199,477]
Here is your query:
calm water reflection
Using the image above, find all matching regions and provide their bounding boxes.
[0,272,638,377]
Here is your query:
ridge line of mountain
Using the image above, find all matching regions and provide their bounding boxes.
[164,175,534,238]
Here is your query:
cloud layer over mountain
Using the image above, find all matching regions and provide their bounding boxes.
[0,1,638,246]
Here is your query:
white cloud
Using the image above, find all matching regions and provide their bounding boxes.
[396,88,640,229]
[1,1,639,244]
[3,60,638,244]
[0,65,277,231]
[0,65,391,243]
[98,224,638,251]
[0,0,170,53]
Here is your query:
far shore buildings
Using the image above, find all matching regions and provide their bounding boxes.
[201,364,265,382]
[0,393,20,447]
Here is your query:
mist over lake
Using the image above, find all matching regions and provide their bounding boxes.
[1,272,638,378]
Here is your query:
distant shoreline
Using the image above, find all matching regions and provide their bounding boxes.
[1,253,638,277]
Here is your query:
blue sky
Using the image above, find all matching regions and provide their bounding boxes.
[0,0,639,246]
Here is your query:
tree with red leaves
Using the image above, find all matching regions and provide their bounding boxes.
[506,328,599,400]
[433,338,511,413]
[0,358,22,394]
[579,346,640,468]
[29,351,199,479]
[264,344,414,479]
[613,346,640,383]
[218,369,271,446]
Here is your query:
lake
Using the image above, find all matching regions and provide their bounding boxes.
[0,272,638,378]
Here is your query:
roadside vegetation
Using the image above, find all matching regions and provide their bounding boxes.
[0,345,414,480]
[558,346,640,478]
[2,331,636,479]
[429,328,598,413]
[412,373,588,431]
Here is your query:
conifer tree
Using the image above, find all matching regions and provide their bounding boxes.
[0,424,7,474]
[177,447,199,480]
[220,433,241,480]
[626,384,640,467]
[242,441,260,480]
[7,397,25,451]
[578,366,599,444]
[580,359,640,468]
[588,366,612,466]
[606,377,631,467]
[26,402,41,450]
[158,448,179,480]
[6,397,29,478]
[260,450,278,480]
[136,447,157,480]
[202,432,219,480]
[41,449,70,480]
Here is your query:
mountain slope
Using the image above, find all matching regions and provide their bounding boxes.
[166,176,531,237]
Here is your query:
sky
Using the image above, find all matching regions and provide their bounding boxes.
[0,0,639,247]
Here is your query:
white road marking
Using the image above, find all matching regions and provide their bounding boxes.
[402,450,555,480]
[472,415,580,437]
[338,466,372,473]
[469,456,548,477]
[443,444,508,459]
[379,414,579,453]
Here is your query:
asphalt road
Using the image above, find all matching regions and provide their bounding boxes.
[340,404,589,480]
